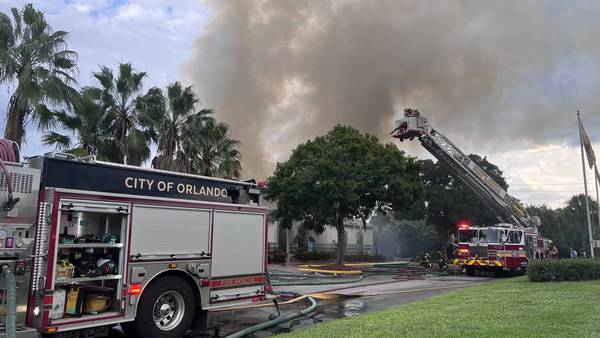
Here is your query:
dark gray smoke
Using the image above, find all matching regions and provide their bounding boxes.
[183,0,600,179]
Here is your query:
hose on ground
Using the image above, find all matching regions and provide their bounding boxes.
[220,264,441,336]
[271,272,387,286]
[3,265,17,338]
[271,265,430,286]
[224,296,317,338]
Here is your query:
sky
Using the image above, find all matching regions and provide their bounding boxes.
[1,0,600,209]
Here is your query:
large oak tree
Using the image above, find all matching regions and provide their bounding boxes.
[265,125,423,265]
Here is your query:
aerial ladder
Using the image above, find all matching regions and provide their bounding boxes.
[392,109,548,257]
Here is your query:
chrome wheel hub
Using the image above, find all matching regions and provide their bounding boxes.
[153,290,185,331]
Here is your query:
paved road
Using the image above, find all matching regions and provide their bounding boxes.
[198,274,491,337]
[111,271,492,337]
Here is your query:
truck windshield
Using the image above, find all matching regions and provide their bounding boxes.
[458,229,477,243]
[507,230,523,244]
[479,229,500,243]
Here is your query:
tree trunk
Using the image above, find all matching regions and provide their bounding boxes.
[286,227,291,266]
[336,212,345,265]
[4,93,25,147]
[336,224,345,265]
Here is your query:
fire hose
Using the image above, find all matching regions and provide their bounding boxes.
[270,264,431,286]
[0,139,20,211]
[224,294,317,338]
[0,139,19,338]
[222,265,432,337]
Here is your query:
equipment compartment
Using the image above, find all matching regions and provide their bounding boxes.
[49,201,129,324]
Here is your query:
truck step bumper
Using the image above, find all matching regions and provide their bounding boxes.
[452,258,503,267]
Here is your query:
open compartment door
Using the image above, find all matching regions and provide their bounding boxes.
[48,200,129,327]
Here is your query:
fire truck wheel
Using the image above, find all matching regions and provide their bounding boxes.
[130,276,196,338]
[465,267,475,276]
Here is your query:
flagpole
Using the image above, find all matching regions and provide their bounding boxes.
[578,111,595,258]
[595,165,600,242]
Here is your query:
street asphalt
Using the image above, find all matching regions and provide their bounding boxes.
[111,264,492,337]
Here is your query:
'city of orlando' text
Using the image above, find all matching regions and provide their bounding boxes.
[124,177,228,197]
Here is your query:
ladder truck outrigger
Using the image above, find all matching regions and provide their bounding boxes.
[392,109,555,275]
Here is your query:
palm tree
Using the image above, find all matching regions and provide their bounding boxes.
[183,117,242,179]
[92,63,150,165]
[138,82,212,172]
[43,87,109,157]
[0,4,78,146]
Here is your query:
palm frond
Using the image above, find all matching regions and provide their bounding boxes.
[21,4,37,26]
[181,115,242,178]
[0,13,15,51]
[125,127,151,166]
[53,56,76,71]
[42,131,72,149]
[34,103,57,130]
[10,8,20,39]
[92,66,114,90]
[0,3,79,145]
[130,71,146,93]
[54,109,81,130]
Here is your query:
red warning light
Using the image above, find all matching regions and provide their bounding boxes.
[458,224,469,229]
[128,284,142,295]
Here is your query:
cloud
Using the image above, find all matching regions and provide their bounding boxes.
[183,0,600,181]
[1,0,599,208]
[493,143,600,208]
[0,0,209,156]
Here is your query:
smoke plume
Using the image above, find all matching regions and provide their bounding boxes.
[183,1,600,179]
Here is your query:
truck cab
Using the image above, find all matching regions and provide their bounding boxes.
[454,224,527,275]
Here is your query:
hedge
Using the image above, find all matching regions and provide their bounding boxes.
[528,259,600,282]
[293,251,333,261]
[268,250,288,263]
[344,253,386,262]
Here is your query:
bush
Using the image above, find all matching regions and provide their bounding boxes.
[268,250,288,264]
[293,251,333,261]
[528,259,600,282]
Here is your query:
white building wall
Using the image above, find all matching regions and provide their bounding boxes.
[261,195,377,255]
[267,220,278,244]
[290,219,375,254]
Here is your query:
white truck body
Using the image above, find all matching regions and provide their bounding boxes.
[0,155,269,337]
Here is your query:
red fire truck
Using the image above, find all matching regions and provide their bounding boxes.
[0,151,271,338]
[455,224,528,275]
[392,109,554,274]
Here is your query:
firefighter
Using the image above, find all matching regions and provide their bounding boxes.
[547,241,558,258]
[447,234,458,258]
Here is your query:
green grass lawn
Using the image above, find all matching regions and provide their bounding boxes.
[279,277,600,338]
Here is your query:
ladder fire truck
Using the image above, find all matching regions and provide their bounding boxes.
[0,148,270,338]
[392,109,553,274]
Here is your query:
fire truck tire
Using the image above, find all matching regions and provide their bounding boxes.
[120,322,139,338]
[127,276,196,338]
[465,267,475,276]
